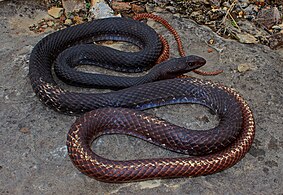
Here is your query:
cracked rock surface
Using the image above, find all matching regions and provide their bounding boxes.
[0,1,282,194]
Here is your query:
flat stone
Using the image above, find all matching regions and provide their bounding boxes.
[256,7,282,29]
[238,63,251,73]
[89,0,115,19]
[64,18,73,25]
[268,32,283,49]
[131,4,145,13]
[19,127,30,134]
[46,20,54,27]
[111,2,131,12]
[48,7,64,18]
[62,0,85,13]
[235,32,258,44]
[73,15,83,24]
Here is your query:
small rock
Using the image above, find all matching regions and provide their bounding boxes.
[190,11,205,23]
[131,4,145,13]
[90,0,115,19]
[239,0,249,9]
[145,3,155,13]
[235,33,258,44]
[274,0,283,6]
[41,24,48,29]
[209,0,221,9]
[208,38,215,45]
[203,0,211,5]
[47,21,54,27]
[68,14,74,20]
[60,14,66,23]
[64,19,73,25]
[272,25,283,30]
[197,115,210,122]
[207,8,225,20]
[256,7,282,29]
[222,1,231,8]
[244,4,259,16]
[268,32,283,49]
[73,15,83,24]
[38,27,45,33]
[48,7,64,19]
[238,10,244,18]
[237,63,251,73]
[153,6,166,13]
[111,2,131,12]
[166,6,177,14]
[20,127,30,134]
[207,48,213,53]
[139,180,161,189]
[62,0,85,13]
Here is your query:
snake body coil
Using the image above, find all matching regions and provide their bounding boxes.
[29,17,255,183]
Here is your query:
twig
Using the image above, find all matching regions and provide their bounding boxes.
[228,12,240,30]
[216,0,238,34]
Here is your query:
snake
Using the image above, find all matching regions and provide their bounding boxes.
[28,16,255,183]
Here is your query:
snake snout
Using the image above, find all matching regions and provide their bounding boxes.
[156,56,206,80]
[185,55,206,70]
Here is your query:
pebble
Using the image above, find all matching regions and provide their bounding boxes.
[90,0,115,19]
[48,7,64,19]
[208,9,225,20]
[166,6,177,14]
[62,0,85,13]
[47,21,54,27]
[111,2,131,12]
[268,32,283,49]
[222,2,231,7]
[243,4,259,15]
[238,63,251,73]
[239,0,249,9]
[41,24,48,29]
[207,48,213,53]
[20,127,30,134]
[64,19,73,25]
[73,16,83,24]
[145,4,155,13]
[190,11,205,23]
[131,4,145,13]
[59,14,66,22]
[257,7,281,29]
[236,33,258,44]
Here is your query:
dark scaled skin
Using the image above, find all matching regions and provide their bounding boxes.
[54,54,206,89]
[28,17,255,183]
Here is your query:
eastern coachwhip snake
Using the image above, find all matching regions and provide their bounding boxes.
[29,15,255,183]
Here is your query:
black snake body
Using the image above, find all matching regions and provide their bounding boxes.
[29,17,255,182]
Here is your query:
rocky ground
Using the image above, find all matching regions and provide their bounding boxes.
[32,0,283,49]
[0,0,282,194]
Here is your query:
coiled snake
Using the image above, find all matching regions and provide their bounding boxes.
[29,16,255,182]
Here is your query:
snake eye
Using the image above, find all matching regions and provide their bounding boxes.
[186,55,206,69]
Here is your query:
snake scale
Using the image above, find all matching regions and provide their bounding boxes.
[29,16,255,183]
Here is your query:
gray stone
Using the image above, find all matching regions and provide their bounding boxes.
[89,0,115,19]
[0,1,282,194]
[62,0,85,13]
[243,4,259,15]
[235,32,258,44]
[48,7,64,18]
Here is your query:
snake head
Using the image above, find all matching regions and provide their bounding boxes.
[156,55,206,80]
